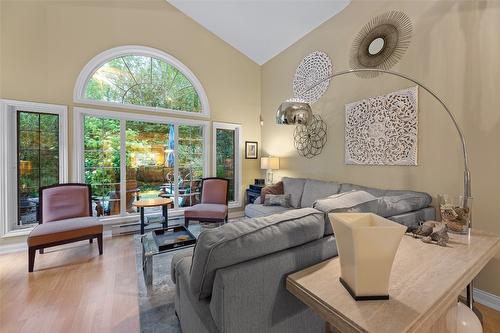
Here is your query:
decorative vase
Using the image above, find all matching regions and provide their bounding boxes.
[329,213,407,300]
[439,195,472,234]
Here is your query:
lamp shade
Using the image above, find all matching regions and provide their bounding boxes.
[261,157,279,170]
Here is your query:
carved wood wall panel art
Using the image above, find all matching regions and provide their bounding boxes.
[345,86,418,165]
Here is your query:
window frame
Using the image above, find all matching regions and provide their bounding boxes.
[212,122,242,209]
[73,107,209,224]
[0,99,68,237]
[74,45,210,118]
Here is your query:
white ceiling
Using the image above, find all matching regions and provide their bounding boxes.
[167,0,351,65]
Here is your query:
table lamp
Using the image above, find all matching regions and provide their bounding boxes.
[261,157,279,185]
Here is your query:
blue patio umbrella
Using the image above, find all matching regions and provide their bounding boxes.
[165,125,176,197]
[167,125,175,167]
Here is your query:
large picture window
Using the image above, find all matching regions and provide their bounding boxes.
[75,108,208,220]
[74,46,210,116]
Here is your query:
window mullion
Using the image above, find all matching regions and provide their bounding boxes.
[120,119,127,216]
[174,124,179,209]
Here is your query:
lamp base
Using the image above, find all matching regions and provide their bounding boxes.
[339,277,389,301]
[265,169,274,185]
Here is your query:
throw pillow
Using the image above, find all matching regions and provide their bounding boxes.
[261,181,284,202]
[264,194,291,207]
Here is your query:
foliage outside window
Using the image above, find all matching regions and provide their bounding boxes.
[216,129,235,202]
[178,125,204,208]
[84,55,201,113]
[84,116,121,216]
[17,111,59,226]
[82,114,206,216]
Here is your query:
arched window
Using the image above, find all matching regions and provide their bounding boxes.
[74,46,209,116]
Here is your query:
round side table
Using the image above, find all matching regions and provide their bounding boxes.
[133,198,173,234]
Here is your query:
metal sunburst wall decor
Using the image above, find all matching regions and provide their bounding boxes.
[350,11,413,78]
[294,115,328,159]
[293,51,333,104]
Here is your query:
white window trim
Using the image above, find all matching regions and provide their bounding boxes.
[212,122,243,209]
[74,45,210,118]
[0,99,68,237]
[73,107,210,224]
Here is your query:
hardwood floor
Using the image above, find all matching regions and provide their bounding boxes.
[0,235,499,333]
[477,303,500,333]
[0,235,139,333]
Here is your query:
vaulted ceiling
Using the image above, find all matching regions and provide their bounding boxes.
[167,0,351,65]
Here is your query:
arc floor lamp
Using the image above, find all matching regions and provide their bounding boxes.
[276,68,474,309]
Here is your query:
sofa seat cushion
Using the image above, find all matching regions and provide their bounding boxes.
[244,203,292,218]
[184,204,228,220]
[28,217,102,247]
[300,179,340,208]
[190,208,325,299]
[282,177,307,208]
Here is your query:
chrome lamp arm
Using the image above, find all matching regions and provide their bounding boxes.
[280,68,471,208]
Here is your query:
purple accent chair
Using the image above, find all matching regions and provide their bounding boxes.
[27,183,103,272]
[184,178,229,227]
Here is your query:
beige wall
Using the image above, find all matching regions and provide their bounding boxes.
[261,0,500,295]
[0,0,261,214]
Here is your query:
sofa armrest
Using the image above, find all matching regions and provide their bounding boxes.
[171,248,194,284]
[209,236,338,333]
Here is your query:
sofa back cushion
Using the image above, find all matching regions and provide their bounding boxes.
[300,179,340,208]
[282,177,306,208]
[339,183,432,216]
[190,208,325,299]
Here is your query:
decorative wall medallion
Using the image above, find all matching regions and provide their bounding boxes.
[293,51,333,104]
[294,115,328,159]
[345,86,418,165]
[350,11,413,78]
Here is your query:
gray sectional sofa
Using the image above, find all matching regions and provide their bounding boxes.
[245,177,435,228]
[172,177,435,333]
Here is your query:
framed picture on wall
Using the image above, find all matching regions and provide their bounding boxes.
[245,141,258,159]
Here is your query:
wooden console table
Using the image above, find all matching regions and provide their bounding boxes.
[287,230,500,333]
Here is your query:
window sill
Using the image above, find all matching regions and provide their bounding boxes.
[1,227,34,239]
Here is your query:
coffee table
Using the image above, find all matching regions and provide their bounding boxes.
[133,198,173,234]
[141,225,196,286]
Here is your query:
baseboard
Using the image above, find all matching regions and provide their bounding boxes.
[474,288,500,311]
[229,210,245,218]
[0,242,27,254]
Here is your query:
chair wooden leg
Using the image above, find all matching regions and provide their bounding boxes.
[39,248,44,254]
[97,234,103,255]
[89,238,93,244]
[185,217,190,228]
[28,247,36,272]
